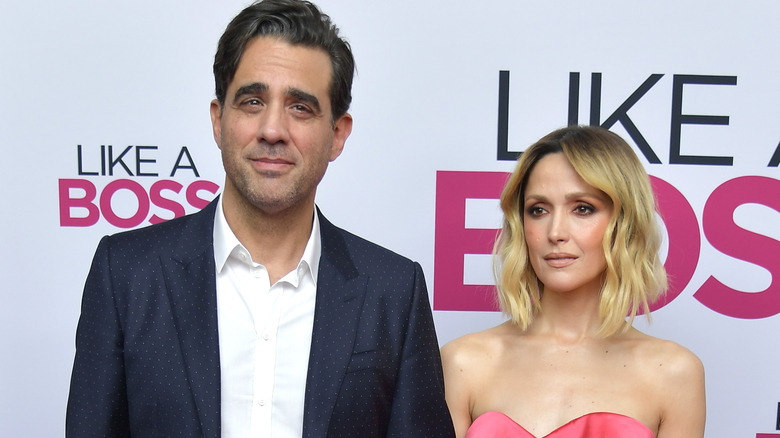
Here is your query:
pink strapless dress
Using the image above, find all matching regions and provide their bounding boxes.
[465,411,654,438]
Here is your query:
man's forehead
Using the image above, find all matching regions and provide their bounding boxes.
[239,36,332,74]
[229,36,333,94]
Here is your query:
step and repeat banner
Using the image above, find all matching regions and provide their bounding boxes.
[1,1,778,436]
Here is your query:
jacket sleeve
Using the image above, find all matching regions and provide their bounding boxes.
[385,262,455,438]
[66,236,131,437]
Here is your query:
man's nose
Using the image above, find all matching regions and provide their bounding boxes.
[257,104,290,145]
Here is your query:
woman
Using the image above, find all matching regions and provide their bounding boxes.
[442,126,705,437]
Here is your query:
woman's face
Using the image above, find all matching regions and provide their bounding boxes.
[523,152,612,296]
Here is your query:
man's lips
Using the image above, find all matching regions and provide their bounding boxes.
[249,157,293,171]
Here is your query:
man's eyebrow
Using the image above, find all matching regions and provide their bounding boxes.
[233,82,268,101]
[287,88,321,113]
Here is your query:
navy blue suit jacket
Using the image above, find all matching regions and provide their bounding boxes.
[66,199,454,437]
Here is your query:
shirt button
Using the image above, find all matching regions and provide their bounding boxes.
[257,399,265,406]
[262,332,270,341]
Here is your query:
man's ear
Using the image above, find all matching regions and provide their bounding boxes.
[209,99,223,149]
[329,112,353,161]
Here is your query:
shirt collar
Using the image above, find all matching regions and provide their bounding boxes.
[213,196,321,286]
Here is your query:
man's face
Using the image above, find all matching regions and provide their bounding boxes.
[210,36,352,216]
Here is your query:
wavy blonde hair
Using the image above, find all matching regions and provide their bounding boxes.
[494,125,666,337]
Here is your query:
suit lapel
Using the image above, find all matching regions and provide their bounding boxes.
[162,200,221,438]
[303,211,367,437]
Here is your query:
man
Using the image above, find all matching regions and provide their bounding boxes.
[65,1,454,437]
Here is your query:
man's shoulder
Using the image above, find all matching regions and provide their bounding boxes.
[341,227,410,260]
[99,201,215,255]
[319,214,417,271]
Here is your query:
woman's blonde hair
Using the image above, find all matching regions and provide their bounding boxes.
[494,125,666,337]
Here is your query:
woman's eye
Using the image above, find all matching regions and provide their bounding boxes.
[574,204,595,215]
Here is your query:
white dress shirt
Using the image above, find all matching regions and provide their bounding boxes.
[213,197,319,437]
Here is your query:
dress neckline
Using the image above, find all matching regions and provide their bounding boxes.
[470,410,654,438]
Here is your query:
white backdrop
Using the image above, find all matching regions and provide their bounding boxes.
[1,1,778,436]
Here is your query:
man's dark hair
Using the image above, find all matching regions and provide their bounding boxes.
[213,0,355,120]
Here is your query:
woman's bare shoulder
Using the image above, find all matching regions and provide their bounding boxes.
[629,331,705,383]
[441,322,517,369]
[627,331,706,435]
[442,325,521,436]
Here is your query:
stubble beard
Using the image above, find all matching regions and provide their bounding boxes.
[222,151,326,218]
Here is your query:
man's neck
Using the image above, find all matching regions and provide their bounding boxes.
[222,193,315,284]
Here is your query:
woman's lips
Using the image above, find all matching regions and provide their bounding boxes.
[544,253,577,268]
